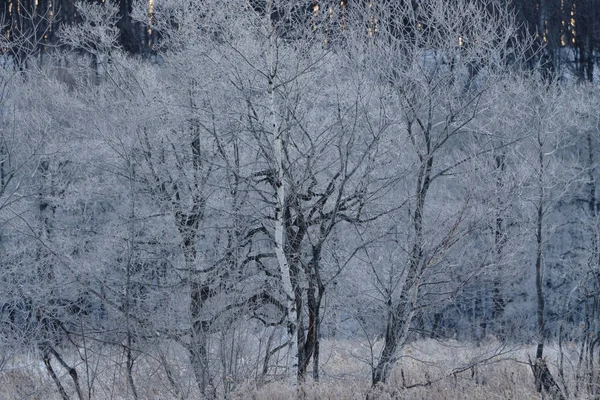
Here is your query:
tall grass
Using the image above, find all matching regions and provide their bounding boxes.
[0,338,589,399]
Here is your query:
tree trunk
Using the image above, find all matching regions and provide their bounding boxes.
[266,1,298,381]
[298,280,315,381]
[531,136,564,400]
[37,159,55,285]
[312,284,324,381]
[371,306,402,386]
[43,354,69,400]
[491,152,507,333]
[189,275,214,398]
[371,134,432,387]
[530,356,565,400]
[534,137,546,384]
[298,253,325,382]
[178,213,214,398]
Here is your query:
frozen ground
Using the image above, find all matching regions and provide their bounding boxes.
[0,338,585,399]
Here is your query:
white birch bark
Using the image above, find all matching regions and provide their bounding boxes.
[265,0,298,381]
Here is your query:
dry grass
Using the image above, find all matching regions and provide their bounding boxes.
[0,338,589,399]
[234,338,543,400]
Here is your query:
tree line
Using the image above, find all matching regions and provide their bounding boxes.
[2,0,600,78]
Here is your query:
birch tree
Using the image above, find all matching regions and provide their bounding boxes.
[220,1,392,383]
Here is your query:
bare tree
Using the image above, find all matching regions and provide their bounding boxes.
[516,77,569,400]
[348,0,526,388]
[220,1,395,383]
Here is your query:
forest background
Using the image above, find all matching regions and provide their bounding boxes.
[0,1,600,399]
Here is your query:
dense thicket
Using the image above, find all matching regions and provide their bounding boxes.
[0,1,599,399]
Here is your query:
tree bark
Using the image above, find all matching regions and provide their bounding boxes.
[178,211,214,398]
[371,137,433,387]
[534,133,546,367]
[491,152,507,332]
[531,134,564,400]
[266,0,298,381]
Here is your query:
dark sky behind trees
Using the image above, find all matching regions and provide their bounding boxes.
[1,0,599,79]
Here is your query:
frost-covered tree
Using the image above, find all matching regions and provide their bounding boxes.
[346,0,530,387]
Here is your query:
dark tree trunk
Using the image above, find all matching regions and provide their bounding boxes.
[43,354,70,400]
[371,304,403,386]
[189,278,214,399]
[491,152,507,333]
[534,137,546,378]
[531,136,563,400]
[312,283,324,381]
[178,210,214,399]
[371,124,433,387]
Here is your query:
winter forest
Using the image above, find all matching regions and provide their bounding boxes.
[2,0,600,399]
